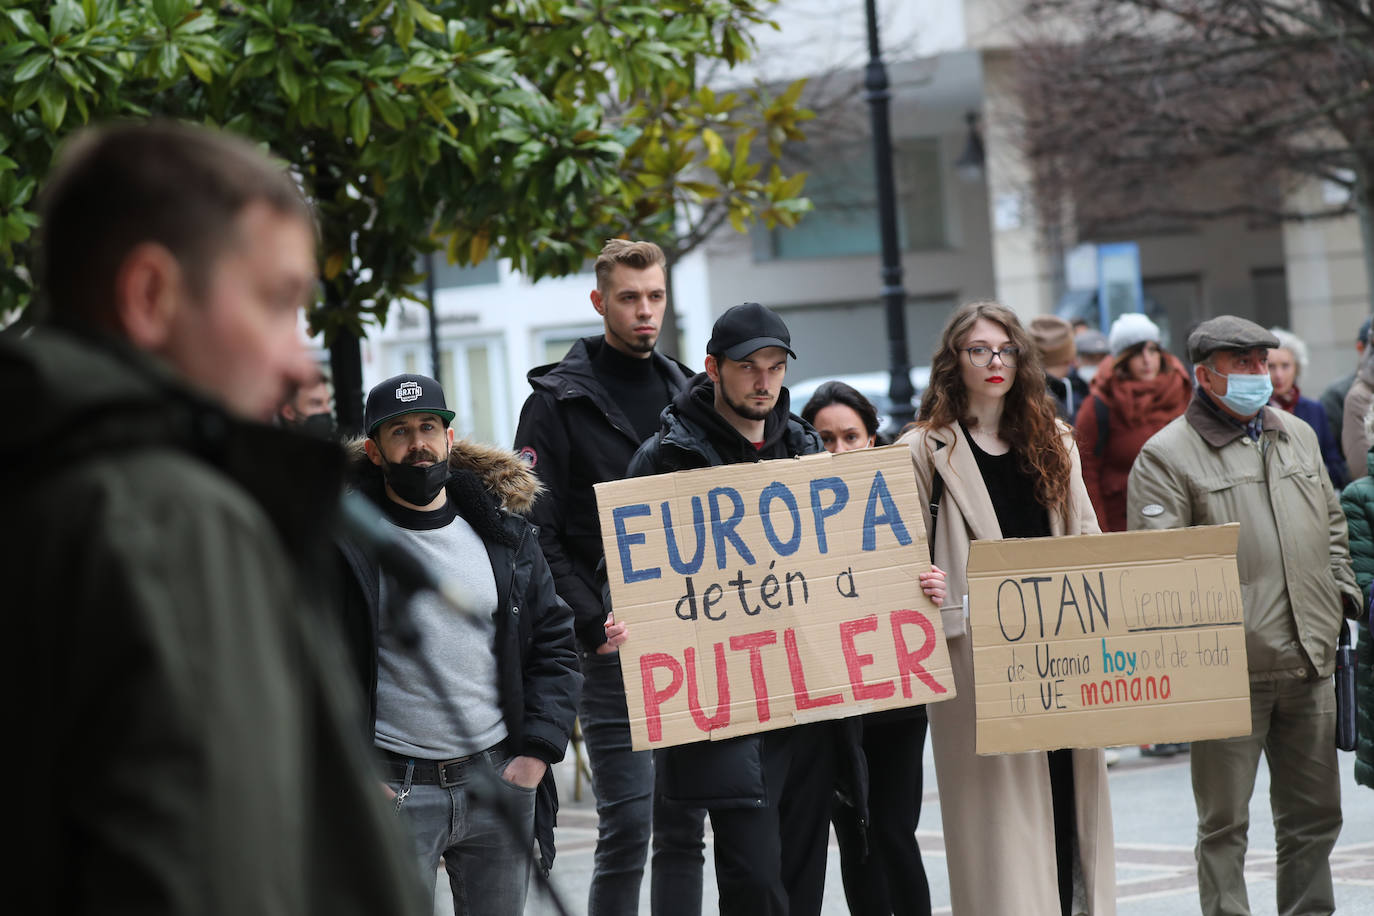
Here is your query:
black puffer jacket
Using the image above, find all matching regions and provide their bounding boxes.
[515,336,692,651]
[335,439,581,873]
[625,374,868,818]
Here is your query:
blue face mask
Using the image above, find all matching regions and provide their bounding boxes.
[1205,366,1273,417]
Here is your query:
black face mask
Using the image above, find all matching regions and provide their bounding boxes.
[298,412,337,439]
[382,455,451,506]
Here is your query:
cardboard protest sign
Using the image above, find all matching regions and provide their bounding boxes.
[966,524,1250,754]
[596,444,956,751]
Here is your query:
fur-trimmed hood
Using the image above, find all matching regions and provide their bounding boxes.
[343,436,541,515]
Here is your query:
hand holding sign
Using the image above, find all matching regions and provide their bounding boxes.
[597,612,629,655]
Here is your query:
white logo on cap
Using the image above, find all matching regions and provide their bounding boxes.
[396,381,422,402]
[1141,503,1165,517]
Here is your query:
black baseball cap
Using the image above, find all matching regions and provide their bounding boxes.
[364,373,455,436]
[706,302,797,361]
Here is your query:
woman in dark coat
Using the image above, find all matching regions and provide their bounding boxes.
[1269,327,1349,488]
[802,382,944,916]
[1339,404,1374,790]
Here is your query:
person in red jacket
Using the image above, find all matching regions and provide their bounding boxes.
[1076,313,1195,759]
[1074,313,1192,533]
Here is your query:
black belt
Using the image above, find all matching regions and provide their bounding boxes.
[381,739,511,788]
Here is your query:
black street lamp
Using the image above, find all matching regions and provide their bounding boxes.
[864,0,915,431]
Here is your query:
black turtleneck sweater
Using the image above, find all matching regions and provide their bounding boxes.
[591,340,673,442]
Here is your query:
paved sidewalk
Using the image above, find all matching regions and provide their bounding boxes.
[438,742,1373,915]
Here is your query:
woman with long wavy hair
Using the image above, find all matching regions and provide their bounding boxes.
[898,301,1117,915]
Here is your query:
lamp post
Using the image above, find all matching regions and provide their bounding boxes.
[424,249,441,380]
[864,0,915,430]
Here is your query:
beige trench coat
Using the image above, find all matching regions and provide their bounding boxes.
[900,422,1117,916]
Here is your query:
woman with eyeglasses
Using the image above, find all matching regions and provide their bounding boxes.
[1074,313,1192,533]
[898,300,1116,916]
[801,381,945,916]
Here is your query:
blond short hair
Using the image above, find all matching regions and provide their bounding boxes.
[593,239,666,294]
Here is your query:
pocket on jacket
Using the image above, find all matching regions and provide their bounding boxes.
[1189,472,1264,524]
[655,736,765,807]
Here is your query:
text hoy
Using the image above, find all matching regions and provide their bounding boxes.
[636,609,948,744]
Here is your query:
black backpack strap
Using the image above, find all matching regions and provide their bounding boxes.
[1094,397,1110,458]
[927,470,944,563]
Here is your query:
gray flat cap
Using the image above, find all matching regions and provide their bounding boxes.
[1074,329,1110,355]
[1187,316,1279,364]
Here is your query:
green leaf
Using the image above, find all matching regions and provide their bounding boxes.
[157,42,179,80]
[449,85,479,124]
[408,0,445,34]
[371,89,406,130]
[266,0,293,26]
[554,156,577,190]
[398,65,440,86]
[151,0,186,30]
[349,94,372,147]
[393,3,415,50]
[12,74,44,111]
[12,54,49,83]
[244,32,275,56]
[358,0,392,29]
[8,10,50,46]
[36,80,68,131]
[277,54,300,102]
[50,0,82,37]
[182,50,212,83]
[0,40,35,63]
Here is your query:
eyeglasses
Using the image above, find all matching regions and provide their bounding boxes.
[962,346,1020,368]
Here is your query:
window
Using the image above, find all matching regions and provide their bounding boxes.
[386,335,511,446]
[534,326,601,366]
[413,252,500,292]
[761,138,947,260]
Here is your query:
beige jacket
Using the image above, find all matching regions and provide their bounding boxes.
[1342,345,1374,477]
[1128,394,1361,679]
[901,422,1115,916]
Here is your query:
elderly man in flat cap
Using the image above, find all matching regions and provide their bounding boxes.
[1127,315,1362,916]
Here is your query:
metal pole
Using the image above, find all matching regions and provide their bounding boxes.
[864,0,915,430]
[425,250,441,380]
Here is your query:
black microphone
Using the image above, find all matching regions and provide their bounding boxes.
[336,491,469,612]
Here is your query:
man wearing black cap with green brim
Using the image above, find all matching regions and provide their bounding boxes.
[623,303,855,916]
[1127,315,1362,916]
[334,373,582,916]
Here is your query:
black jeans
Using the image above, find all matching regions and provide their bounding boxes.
[578,649,704,916]
[708,723,836,916]
[833,708,932,916]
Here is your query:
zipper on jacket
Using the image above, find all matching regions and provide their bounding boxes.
[507,524,529,618]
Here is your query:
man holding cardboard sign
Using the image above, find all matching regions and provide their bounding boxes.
[610,302,952,916]
[1128,315,1363,916]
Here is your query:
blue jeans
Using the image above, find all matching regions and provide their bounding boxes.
[386,748,535,916]
[579,648,705,916]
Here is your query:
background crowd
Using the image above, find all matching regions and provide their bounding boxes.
[8,121,1370,916]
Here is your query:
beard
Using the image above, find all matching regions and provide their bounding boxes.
[723,388,774,422]
[609,325,657,354]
